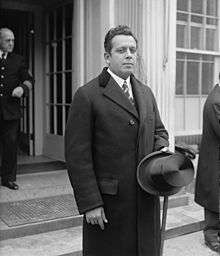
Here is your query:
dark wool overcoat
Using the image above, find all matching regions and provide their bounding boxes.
[195,84,220,213]
[0,53,32,120]
[65,68,169,256]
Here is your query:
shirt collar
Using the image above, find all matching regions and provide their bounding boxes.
[0,50,7,59]
[107,68,130,88]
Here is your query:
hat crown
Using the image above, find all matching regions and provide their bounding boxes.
[150,154,194,187]
[137,151,194,196]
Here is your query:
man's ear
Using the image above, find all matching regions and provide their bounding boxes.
[104,52,110,64]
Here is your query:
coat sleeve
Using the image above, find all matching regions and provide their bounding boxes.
[209,102,220,138]
[65,87,103,214]
[151,91,169,150]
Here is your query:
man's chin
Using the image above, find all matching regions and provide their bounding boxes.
[119,70,132,79]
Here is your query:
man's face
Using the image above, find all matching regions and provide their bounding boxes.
[104,35,137,79]
[0,30,15,53]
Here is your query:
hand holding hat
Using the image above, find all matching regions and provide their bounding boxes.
[137,151,194,196]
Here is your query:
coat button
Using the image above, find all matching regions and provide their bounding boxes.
[129,119,135,125]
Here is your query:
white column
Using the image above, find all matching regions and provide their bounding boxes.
[141,0,176,150]
[72,0,85,90]
[100,0,115,68]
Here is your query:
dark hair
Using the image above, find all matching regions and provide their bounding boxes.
[104,25,138,53]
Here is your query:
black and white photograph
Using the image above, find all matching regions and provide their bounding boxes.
[0,0,219,255]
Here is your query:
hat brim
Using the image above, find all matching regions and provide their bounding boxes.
[137,151,183,196]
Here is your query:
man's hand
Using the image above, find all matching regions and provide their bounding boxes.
[12,86,24,98]
[85,207,108,230]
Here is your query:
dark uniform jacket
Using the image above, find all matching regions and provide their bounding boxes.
[195,84,220,213]
[0,53,32,120]
[65,68,169,256]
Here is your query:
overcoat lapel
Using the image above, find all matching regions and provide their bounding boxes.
[100,68,139,119]
[131,75,148,123]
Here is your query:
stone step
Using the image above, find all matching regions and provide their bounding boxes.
[0,220,206,256]
[0,193,190,241]
[17,161,66,174]
[0,226,82,256]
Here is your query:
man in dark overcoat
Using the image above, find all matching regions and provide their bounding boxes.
[0,28,32,190]
[65,25,169,256]
[195,72,220,252]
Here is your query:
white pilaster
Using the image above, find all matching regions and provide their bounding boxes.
[141,0,176,150]
[72,0,85,90]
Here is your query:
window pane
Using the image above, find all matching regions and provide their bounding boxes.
[191,15,203,23]
[177,0,188,11]
[177,24,187,48]
[65,3,73,36]
[176,61,184,95]
[187,62,199,94]
[50,75,54,103]
[56,73,62,103]
[207,0,217,16]
[65,38,72,70]
[191,26,202,49]
[50,106,54,134]
[207,18,217,25]
[202,55,214,61]
[49,44,54,73]
[56,106,63,135]
[191,0,203,14]
[177,12,188,21]
[176,52,185,60]
[65,72,72,104]
[56,7,63,39]
[202,63,213,94]
[57,41,62,71]
[206,29,215,51]
[187,53,200,60]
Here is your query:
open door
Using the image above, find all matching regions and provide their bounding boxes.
[0,9,35,155]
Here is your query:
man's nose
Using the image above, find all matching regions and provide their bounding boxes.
[125,49,132,57]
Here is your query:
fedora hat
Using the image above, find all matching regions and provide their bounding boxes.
[137,151,194,196]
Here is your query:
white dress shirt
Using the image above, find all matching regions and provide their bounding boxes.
[107,68,134,99]
[0,50,7,59]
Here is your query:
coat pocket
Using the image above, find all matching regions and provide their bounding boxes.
[98,178,118,195]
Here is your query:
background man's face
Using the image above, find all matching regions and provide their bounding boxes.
[105,35,137,79]
[0,30,15,53]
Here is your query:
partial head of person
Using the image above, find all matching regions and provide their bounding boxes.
[0,28,15,53]
[104,25,138,80]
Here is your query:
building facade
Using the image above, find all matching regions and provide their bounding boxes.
[1,0,219,160]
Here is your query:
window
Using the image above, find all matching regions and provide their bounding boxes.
[176,53,214,95]
[175,0,219,134]
[176,0,218,96]
[177,0,219,51]
[45,3,73,136]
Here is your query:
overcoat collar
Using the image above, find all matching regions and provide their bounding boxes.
[99,67,148,121]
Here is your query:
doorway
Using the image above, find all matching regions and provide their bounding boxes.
[0,9,35,155]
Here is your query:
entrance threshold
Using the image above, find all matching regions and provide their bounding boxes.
[17,155,66,175]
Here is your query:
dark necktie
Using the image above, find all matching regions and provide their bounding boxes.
[122,80,134,105]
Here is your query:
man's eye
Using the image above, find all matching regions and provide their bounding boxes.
[117,49,125,53]
[130,48,137,54]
